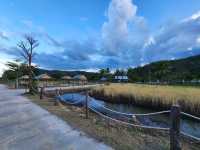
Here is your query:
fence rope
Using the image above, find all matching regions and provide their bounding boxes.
[55,93,200,140]
[58,93,170,117]
[90,99,133,116]
[181,132,200,141]
[90,97,170,117]
[135,110,170,116]
[88,105,169,131]
[181,112,200,121]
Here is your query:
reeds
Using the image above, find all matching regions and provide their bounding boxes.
[91,83,200,116]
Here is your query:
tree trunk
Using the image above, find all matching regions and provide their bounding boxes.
[28,57,33,94]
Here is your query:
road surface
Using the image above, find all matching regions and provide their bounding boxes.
[0,84,113,150]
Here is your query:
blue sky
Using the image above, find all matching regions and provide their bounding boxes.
[1,0,200,75]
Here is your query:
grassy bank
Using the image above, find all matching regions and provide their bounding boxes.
[90,83,200,116]
[26,94,200,150]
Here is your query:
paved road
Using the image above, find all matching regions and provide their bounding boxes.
[0,84,113,150]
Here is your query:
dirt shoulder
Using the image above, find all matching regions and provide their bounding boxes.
[27,94,200,150]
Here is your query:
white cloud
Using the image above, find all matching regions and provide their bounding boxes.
[0,31,10,40]
[187,47,192,51]
[143,11,200,63]
[143,36,155,48]
[0,54,13,77]
[102,0,137,54]
[182,11,200,22]
[196,37,200,44]
[2,2,200,71]
[189,11,200,20]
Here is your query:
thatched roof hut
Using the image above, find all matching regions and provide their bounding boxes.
[61,75,72,80]
[73,75,87,81]
[19,75,29,80]
[35,74,52,80]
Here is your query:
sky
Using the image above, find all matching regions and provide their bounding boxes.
[1,0,200,75]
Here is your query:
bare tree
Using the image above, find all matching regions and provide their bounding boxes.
[18,35,39,94]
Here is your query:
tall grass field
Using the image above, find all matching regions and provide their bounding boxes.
[91,83,200,116]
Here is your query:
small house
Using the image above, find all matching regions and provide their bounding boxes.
[61,75,72,80]
[100,77,108,82]
[35,74,52,87]
[61,75,72,84]
[114,76,128,82]
[73,75,87,85]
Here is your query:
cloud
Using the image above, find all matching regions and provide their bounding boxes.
[42,33,63,48]
[184,11,200,21]
[0,0,149,70]
[143,12,200,62]
[0,31,9,40]
[1,1,200,72]
[101,0,138,55]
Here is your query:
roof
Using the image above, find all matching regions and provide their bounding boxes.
[100,77,107,81]
[61,75,72,80]
[35,74,52,80]
[19,75,29,80]
[114,76,128,80]
[73,75,87,81]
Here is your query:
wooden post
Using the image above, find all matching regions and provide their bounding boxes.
[54,89,59,106]
[40,87,44,99]
[170,105,181,150]
[85,91,89,119]
[60,88,63,95]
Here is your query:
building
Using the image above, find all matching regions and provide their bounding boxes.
[114,76,128,82]
[35,74,52,80]
[35,74,52,87]
[73,75,88,85]
[61,75,72,84]
[100,77,108,82]
[61,75,72,80]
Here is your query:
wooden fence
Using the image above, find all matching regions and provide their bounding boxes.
[40,88,200,150]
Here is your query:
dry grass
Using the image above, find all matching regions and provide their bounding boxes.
[91,83,200,115]
[27,94,200,150]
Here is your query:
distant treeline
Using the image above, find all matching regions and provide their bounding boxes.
[2,54,200,83]
[127,54,200,83]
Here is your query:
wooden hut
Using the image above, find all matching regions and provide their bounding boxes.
[61,75,72,80]
[61,75,72,85]
[35,74,52,87]
[73,75,87,85]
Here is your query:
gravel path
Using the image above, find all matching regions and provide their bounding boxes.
[0,84,113,150]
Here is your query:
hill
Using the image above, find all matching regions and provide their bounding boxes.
[127,55,200,82]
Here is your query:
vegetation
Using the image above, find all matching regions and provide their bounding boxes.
[127,54,200,82]
[91,83,200,116]
[2,60,29,80]
[27,94,200,150]
[4,54,200,84]
[18,35,39,94]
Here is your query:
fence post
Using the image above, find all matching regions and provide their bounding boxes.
[170,105,181,150]
[40,87,44,99]
[85,91,89,119]
[54,89,59,106]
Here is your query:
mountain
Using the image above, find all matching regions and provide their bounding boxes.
[3,54,200,82]
[127,55,200,82]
